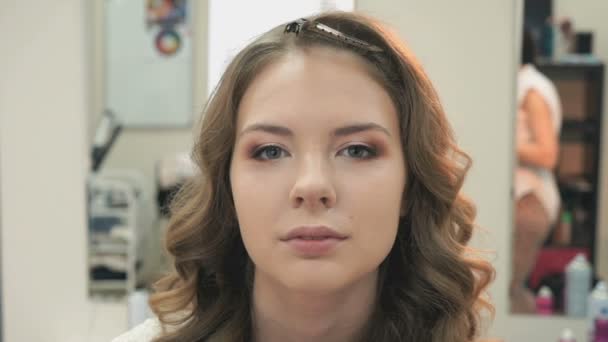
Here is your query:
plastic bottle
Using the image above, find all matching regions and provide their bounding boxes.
[589,282,608,340]
[594,307,608,342]
[537,285,554,315]
[558,328,576,342]
[565,253,592,317]
[541,19,554,58]
[554,211,572,245]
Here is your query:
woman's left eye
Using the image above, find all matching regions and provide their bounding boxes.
[339,145,377,159]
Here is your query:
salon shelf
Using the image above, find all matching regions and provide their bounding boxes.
[90,280,128,292]
[538,57,604,72]
[88,174,141,298]
[89,243,129,254]
[561,119,599,134]
[538,60,604,270]
[558,177,594,194]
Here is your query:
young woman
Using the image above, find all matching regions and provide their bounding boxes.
[510,29,562,314]
[114,11,494,342]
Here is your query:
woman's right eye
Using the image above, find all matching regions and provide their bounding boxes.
[252,145,289,160]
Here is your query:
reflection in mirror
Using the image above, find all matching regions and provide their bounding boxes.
[510,0,608,332]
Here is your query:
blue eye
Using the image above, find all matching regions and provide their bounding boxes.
[252,145,288,160]
[341,145,377,159]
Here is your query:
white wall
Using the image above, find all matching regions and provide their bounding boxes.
[356,0,587,340]
[555,0,608,284]
[0,1,90,341]
[207,0,354,99]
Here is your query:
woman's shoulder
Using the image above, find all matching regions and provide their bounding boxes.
[112,318,162,342]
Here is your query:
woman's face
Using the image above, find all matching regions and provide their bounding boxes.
[230,46,406,292]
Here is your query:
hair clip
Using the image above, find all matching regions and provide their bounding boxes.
[284,18,308,35]
[284,18,383,53]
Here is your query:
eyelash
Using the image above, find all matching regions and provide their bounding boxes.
[251,144,378,161]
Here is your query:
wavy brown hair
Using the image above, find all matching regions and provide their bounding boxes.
[150,11,494,342]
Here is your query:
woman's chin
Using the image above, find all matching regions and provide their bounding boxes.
[282,276,348,294]
[270,266,336,290]
[278,263,363,293]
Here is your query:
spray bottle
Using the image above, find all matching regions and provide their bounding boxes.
[594,307,608,342]
[589,281,608,340]
[536,285,554,315]
[565,253,592,317]
[558,328,576,342]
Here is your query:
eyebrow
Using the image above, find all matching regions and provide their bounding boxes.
[238,122,392,138]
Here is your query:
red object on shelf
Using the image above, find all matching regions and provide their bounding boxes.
[529,247,591,289]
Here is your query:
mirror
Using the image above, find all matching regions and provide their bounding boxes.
[510,0,608,323]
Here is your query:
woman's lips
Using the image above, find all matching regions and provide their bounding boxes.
[281,225,348,257]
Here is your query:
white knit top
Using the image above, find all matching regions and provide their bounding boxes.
[112,318,162,342]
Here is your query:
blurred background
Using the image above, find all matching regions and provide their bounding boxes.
[1,1,607,341]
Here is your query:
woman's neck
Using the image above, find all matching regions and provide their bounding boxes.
[251,270,378,342]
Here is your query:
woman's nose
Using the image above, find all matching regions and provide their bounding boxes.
[288,156,337,211]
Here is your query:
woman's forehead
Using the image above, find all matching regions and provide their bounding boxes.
[236,47,398,133]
